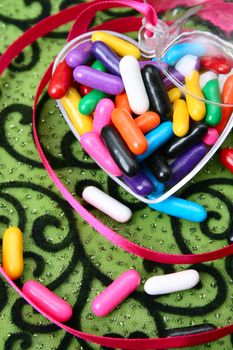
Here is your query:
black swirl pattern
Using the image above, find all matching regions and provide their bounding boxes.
[1,1,233,350]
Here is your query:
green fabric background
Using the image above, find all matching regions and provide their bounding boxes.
[0,1,233,349]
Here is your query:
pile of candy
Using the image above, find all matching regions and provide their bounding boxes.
[48,31,233,223]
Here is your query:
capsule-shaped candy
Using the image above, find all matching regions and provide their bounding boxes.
[216,74,233,133]
[101,126,138,177]
[148,194,207,222]
[200,72,222,126]
[164,122,208,158]
[61,87,93,135]
[173,99,190,137]
[66,41,92,68]
[219,148,233,173]
[163,69,185,90]
[22,280,73,322]
[202,127,219,146]
[48,61,72,99]
[144,270,199,295]
[134,112,160,134]
[111,108,148,155]
[141,165,165,194]
[218,69,233,93]
[168,87,182,103]
[92,270,141,317]
[92,41,120,76]
[119,56,149,115]
[81,132,122,177]
[200,56,231,74]
[78,89,108,115]
[185,70,206,121]
[91,59,108,72]
[115,92,131,114]
[136,121,173,162]
[165,324,216,337]
[164,42,205,65]
[2,227,24,280]
[92,32,141,59]
[73,66,124,95]
[142,65,172,120]
[93,98,115,135]
[167,143,208,187]
[82,186,132,223]
[79,84,92,96]
[122,170,154,196]
[175,55,200,78]
[147,150,172,183]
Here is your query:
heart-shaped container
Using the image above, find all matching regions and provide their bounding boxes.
[53,10,233,204]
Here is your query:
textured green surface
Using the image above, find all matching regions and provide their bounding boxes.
[0,1,233,349]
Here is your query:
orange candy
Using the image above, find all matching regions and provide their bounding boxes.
[216,75,233,133]
[111,108,148,155]
[135,112,160,134]
[115,93,131,114]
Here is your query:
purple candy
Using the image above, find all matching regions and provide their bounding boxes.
[92,41,121,76]
[167,143,208,187]
[163,68,185,90]
[73,66,124,95]
[66,41,92,68]
[122,170,154,196]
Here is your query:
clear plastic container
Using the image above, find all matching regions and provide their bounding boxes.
[54,4,233,204]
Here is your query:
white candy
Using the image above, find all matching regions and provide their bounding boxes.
[119,55,149,115]
[199,71,217,89]
[144,270,200,295]
[82,186,132,223]
[175,55,199,77]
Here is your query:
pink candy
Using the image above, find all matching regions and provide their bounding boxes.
[92,270,141,317]
[202,127,219,145]
[81,132,122,176]
[22,280,73,323]
[93,98,115,135]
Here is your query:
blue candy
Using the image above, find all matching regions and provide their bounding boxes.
[147,194,207,222]
[136,121,173,163]
[163,43,206,66]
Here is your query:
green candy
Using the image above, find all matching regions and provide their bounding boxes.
[91,60,107,72]
[78,89,108,115]
[202,79,222,126]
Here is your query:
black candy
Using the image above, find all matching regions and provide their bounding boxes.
[165,323,216,337]
[164,122,208,158]
[101,125,139,177]
[147,150,172,183]
[142,65,173,120]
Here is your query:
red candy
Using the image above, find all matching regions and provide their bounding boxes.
[48,60,72,99]
[219,148,233,173]
[79,84,92,96]
[200,56,232,74]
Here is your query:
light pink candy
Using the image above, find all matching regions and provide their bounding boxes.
[80,132,122,177]
[92,270,141,317]
[93,98,115,135]
[22,280,73,323]
[202,127,219,146]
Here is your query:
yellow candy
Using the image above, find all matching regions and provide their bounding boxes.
[173,99,190,137]
[168,87,182,103]
[61,87,93,136]
[185,70,206,121]
[2,227,24,280]
[92,31,141,59]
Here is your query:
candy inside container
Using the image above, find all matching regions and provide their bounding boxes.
[51,0,233,206]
